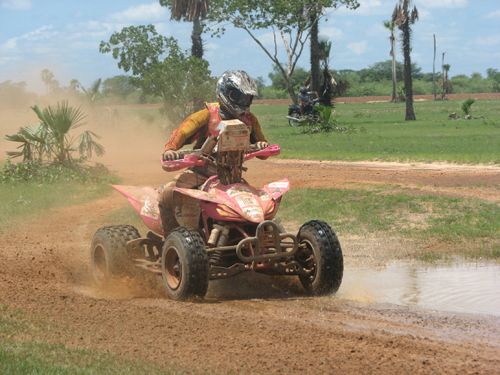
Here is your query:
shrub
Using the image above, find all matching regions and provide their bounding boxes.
[461,98,475,116]
[0,160,114,184]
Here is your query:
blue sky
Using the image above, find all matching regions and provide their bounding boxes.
[1,0,499,92]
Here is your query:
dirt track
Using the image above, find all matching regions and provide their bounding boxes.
[1,142,500,373]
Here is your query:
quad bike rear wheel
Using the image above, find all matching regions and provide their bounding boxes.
[296,220,343,295]
[161,227,209,300]
[90,225,142,285]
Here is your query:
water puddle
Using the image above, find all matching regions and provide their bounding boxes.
[338,262,500,317]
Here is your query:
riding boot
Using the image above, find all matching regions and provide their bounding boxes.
[158,202,179,239]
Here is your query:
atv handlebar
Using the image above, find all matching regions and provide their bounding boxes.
[161,144,280,172]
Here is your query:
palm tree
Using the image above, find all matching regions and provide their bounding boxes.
[160,0,208,59]
[5,126,50,162]
[6,102,104,164]
[81,78,102,104]
[392,0,418,121]
[41,69,55,95]
[317,38,335,106]
[309,3,322,94]
[384,20,398,102]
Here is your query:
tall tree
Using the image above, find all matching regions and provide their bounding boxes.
[40,69,59,95]
[383,20,398,102]
[317,38,336,106]
[442,63,450,100]
[159,0,209,59]
[309,1,359,94]
[392,0,418,121]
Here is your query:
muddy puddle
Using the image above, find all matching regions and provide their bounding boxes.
[339,262,500,317]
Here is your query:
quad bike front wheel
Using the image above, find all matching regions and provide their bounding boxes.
[90,225,142,285]
[296,220,343,295]
[161,228,209,300]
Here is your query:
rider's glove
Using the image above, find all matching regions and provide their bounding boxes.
[256,141,269,150]
[162,150,180,161]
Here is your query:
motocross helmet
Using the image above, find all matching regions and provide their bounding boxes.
[216,70,258,118]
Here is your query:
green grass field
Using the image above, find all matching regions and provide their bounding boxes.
[253,99,500,163]
[0,182,112,232]
[279,187,500,260]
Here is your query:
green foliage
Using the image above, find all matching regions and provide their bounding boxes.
[0,160,113,184]
[487,68,500,92]
[299,104,355,134]
[99,24,214,122]
[280,187,500,258]
[352,60,422,82]
[268,66,309,91]
[461,98,475,116]
[102,75,139,99]
[251,100,500,163]
[208,0,359,33]
[207,0,358,103]
[5,102,104,164]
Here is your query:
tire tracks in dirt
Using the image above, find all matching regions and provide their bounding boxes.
[1,159,500,373]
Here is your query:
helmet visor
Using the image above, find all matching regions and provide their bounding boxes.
[228,88,253,108]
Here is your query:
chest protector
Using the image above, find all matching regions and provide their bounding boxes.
[206,102,222,137]
[205,102,255,140]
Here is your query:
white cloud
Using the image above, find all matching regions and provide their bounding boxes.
[0,0,31,10]
[320,26,343,40]
[1,38,17,50]
[20,25,58,42]
[475,35,500,46]
[486,9,500,18]
[109,2,167,23]
[0,25,57,53]
[348,41,368,55]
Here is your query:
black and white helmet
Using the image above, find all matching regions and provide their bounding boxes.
[216,70,258,118]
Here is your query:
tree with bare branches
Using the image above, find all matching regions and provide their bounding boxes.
[208,1,334,104]
[392,0,418,120]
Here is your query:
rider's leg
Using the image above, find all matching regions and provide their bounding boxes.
[158,171,207,237]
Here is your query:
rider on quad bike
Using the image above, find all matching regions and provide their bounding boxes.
[90,70,344,301]
[158,70,269,237]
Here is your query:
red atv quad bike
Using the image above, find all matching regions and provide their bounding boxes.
[90,120,343,300]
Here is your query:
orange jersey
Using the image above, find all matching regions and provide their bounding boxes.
[164,103,267,151]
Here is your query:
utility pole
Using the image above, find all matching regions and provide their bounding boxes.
[441,51,446,100]
[433,34,436,100]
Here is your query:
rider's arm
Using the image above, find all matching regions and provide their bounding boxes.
[246,112,267,143]
[245,112,269,159]
[164,109,210,151]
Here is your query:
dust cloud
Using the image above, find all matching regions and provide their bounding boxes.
[0,90,175,186]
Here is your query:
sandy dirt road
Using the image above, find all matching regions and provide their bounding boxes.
[1,131,500,374]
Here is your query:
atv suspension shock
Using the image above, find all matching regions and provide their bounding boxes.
[209,251,224,266]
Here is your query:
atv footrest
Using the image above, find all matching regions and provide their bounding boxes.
[134,258,161,275]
